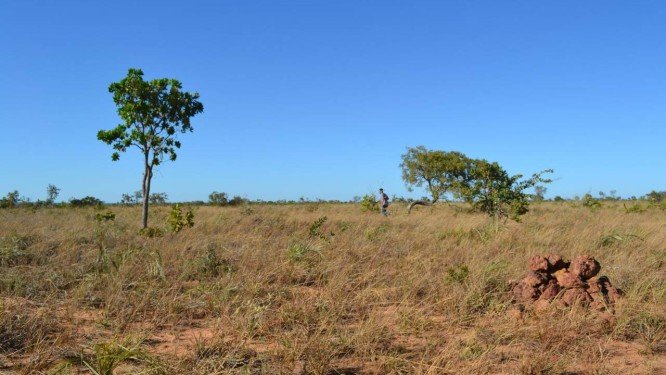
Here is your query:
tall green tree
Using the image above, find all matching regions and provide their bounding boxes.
[400,146,469,204]
[401,146,552,221]
[98,69,204,228]
[460,159,552,221]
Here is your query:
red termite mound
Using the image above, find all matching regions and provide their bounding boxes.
[511,254,622,310]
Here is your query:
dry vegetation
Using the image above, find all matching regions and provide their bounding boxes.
[0,202,664,374]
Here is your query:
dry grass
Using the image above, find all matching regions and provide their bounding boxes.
[0,202,663,374]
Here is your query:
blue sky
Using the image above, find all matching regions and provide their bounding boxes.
[1,1,664,202]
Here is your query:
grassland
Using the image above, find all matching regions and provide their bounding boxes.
[0,202,664,374]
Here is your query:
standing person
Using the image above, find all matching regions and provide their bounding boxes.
[379,188,390,216]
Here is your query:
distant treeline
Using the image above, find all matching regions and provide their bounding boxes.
[1,187,665,209]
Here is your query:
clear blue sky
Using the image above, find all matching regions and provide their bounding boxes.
[1,1,664,202]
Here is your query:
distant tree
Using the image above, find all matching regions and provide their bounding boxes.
[69,196,104,207]
[461,159,552,221]
[400,146,468,204]
[208,191,228,206]
[97,68,204,228]
[534,185,547,202]
[646,190,666,203]
[553,196,565,202]
[228,196,246,206]
[46,184,60,204]
[0,191,20,208]
[120,193,135,205]
[149,192,168,204]
[401,146,553,221]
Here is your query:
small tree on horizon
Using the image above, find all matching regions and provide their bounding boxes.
[98,68,203,228]
[209,191,228,206]
[46,184,60,205]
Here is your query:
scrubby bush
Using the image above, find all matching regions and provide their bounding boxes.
[360,194,378,212]
[582,193,601,210]
[139,227,164,238]
[168,204,194,232]
[69,196,104,207]
[94,210,116,222]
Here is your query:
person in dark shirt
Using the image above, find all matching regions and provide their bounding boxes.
[379,188,389,216]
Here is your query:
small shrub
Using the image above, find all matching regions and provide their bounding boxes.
[287,242,320,262]
[623,202,646,213]
[337,221,351,232]
[360,194,378,212]
[94,210,116,222]
[308,216,328,239]
[63,339,153,375]
[582,193,601,210]
[139,227,164,238]
[168,204,194,233]
[446,264,470,284]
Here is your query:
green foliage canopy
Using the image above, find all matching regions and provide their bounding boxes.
[98,68,203,165]
[400,146,468,203]
[401,146,553,221]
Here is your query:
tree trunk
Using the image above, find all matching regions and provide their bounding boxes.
[407,200,432,213]
[141,157,153,229]
[407,196,440,214]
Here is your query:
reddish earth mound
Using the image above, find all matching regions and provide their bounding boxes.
[512,254,622,310]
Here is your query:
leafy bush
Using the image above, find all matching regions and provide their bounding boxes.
[287,242,320,262]
[139,227,164,238]
[168,204,194,233]
[94,210,116,222]
[582,193,601,210]
[360,194,378,212]
[623,202,646,213]
[308,216,328,239]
